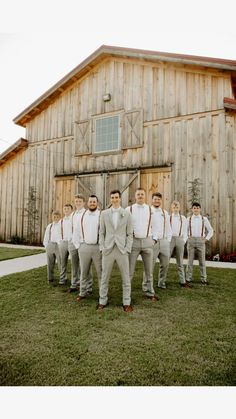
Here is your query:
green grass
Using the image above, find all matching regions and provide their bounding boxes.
[0,247,45,261]
[0,261,235,386]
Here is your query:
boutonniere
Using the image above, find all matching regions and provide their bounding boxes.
[120,211,125,217]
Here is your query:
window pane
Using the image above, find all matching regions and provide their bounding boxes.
[95,116,119,152]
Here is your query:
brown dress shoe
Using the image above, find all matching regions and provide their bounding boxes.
[69,287,79,293]
[96,303,106,310]
[76,295,86,301]
[181,283,192,288]
[145,295,159,301]
[123,305,134,312]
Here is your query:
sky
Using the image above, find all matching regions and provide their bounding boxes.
[0,0,235,416]
[0,0,236,154]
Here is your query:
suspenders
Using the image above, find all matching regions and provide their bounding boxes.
[170,214,182,237]
[60,219,64,240]
[161,209,166,239]
[189,215,204,237]
[147,206,152,238]
[80,209,87,241]
[49,223,53,241]
[71,211,76,234]
[80,209,101,243]
[130,205,152,238]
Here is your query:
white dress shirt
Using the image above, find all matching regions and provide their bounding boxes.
[170,213,188,243]
[126,203,152,238]
[43,221,61,247]
[60,216,72,241]
[71,208,86,244]
[73,209,100,248]
[151,206,172,242]
[187,214,213,241]
[111,207,121,230]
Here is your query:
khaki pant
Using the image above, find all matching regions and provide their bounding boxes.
[129,237,155,297]
[79,243,101,297]
[58,240,70,284]
[68,241,80,289]
[46,242,61,282]
[186,237,207,282]
[170,236,186,284]
[99,245,131,306]
[142,238,170,290]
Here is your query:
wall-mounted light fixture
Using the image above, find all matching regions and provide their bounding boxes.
[103,93,111,102]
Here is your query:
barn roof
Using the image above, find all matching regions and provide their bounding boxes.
[0,138,28,166]
[13,45,236,127]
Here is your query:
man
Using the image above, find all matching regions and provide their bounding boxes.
[75,195,101,301]
[142,192,172,290]
[70,194,93,293]
[169,200,190,288]
[43,210,62,284]
[67,194,86,292]
[58,203,73,285]
[186,202,214,285]
[126,188,158,301]
[98,190,133,312]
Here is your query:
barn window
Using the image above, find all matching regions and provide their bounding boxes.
[95,115,120,153]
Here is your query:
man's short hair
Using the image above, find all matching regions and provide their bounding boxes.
[89,194,98,201]
[110,189,121,197]
[52,210,61,216]
[171,200,180,206]
[135,187,146,193]
[192,202,201,208]
[152,192,162,199]
[64,204,73,209]
[74,194,85,202]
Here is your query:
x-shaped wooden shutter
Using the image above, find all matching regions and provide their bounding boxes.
[74,120,91,155]
[122,109,143,149]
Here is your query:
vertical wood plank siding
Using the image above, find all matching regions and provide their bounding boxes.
[0,57,235,254]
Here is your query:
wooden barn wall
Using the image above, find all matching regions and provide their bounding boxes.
[0,57,235,253]
[25,58,233,143]
[0,149,26,241]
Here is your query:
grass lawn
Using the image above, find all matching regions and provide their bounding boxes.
[0,261,235,386]
[0,247,45,261]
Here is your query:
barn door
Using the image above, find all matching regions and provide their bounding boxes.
[105,170,140,208]
[76,170,140,209]
[140,167,172,211]
[55,168,171,214]
[75,173,104,209]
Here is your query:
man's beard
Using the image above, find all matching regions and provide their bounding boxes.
[89,206,97,212]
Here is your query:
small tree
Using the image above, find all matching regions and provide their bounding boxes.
[24,186,40,244]
[188,178,202,209]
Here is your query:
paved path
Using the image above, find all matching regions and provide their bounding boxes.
[0,243,46,277]
[0,243,235,278]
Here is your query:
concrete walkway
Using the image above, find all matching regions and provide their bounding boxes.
[0,243,46,277]
[0,243,235,278]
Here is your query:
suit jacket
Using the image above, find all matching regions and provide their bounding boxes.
[99,207,133,255]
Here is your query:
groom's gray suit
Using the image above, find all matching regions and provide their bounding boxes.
[99,207,133,306]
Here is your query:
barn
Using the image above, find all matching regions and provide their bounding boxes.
[0,45,236,255]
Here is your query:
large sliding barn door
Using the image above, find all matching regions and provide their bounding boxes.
[54,167,171,213]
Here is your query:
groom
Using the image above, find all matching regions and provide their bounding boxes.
[97,189,134,312]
